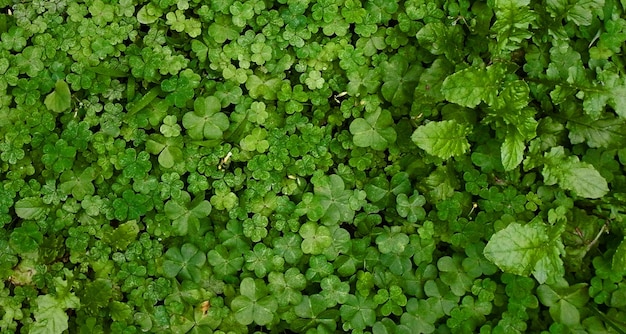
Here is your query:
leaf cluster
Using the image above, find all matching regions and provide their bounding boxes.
[1,0,626,333]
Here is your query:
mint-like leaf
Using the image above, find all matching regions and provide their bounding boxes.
[412,120,471,159]
[484,220,564,284]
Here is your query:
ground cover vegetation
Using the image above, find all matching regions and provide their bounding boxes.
[1,0,626,332]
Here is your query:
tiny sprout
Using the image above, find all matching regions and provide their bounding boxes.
[218,151,233,170]
[201,300,210,316]
[468,203,478,218]
[334,91,348,103]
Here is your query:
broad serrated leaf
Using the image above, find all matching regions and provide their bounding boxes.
[546,0,604,26]
[501,129,525,171]
[441,65,505,108]
[567,114,626,148]
[484,221,564,284]
[412,120,470,159]
[543,147,609,199]
[15,197,46,220]
[44,80,71,113]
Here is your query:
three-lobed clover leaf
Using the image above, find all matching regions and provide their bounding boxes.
[112,190,151,221]
[163,243,207,282]
[117,148,152,179]
[376,227,410,255]
[340,294,378,331]
[59,167,96,201]
[164,191,212,236]
[161,69,201,107]
[231,277,278,326]
[396,191,427,223]
[10,221,43,254]
[349,108,397,150]
[307,174,363,225]
[537,282,589,326]
[268,268,307,306]
[207,245,245,279]
[299,222,333,255]
[182,96,229,140]
[381,56,421,106]
[145,134,184,169]
[42,139,77,173]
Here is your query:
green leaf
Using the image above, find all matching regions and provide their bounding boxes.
[268,268,307,306]
[30,295,71,334]
[231,277,278,326]
[501,129,525,171]
[182,96,229,140]
[163,243,207,282]
[537,282,589,326]
[106,220,139,251]
[381,55,421,106]
[59,167,96,200]
[412,120,471,159]
[350,108,397,150]
[10,221,43,253]
[308,174,361,225]
[441,65,504,108]
[209,15,240,43]
[137,3,163,24]
[44,80,71,113]
[566,113,626,148]
[546,0,604,26]
[164,192,212,236]
[376,227,409,255]
[15,197,46,220]
[396,191,427,223]
[299,222,333,255]
[417,22,463,60]
[612,237,626,276]
[30,287,79,334]
[542,146,609,199]
[400,298,437,334]
[484,220,565,284]
[340,294,378,331]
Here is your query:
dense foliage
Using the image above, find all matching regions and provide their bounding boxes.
[1,0,626,333]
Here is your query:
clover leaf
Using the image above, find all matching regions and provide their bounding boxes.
[268,268,307,306]
[116,148,152,179]
[163,243,207,282]
[299,222,333,255]
[161,69,201,107]
[182,96,229,140]
[340,294,378,331]
[350,108,397,150]
[145,134,184,169]
[42,139,77,173]
[231,277,278,326]
[381,55,421,106]
[307,174,362,225]
[164,191,212,236]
